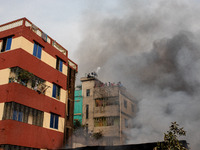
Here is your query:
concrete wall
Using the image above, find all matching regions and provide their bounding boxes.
[11,36,68,76]
[81,78,95,132]
[0,68,10,85]
[80,77,138,146]
[0,103,4,121]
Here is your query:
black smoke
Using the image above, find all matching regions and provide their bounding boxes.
[73,0,200,149]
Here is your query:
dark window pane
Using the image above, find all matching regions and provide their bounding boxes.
[33,43,37,57]
[5,37,12,51]
[50,113,54,128]
[37,45,42,59]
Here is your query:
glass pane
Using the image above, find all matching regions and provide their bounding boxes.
[55,115,59,129]
[13,110,18,120]
[33,43,37,56]
[5,37,12,51]
[37,45,42,59]
[50,113,54,128]
[18,112,23,122]
[59,60,63,72]
[52,84,56,98]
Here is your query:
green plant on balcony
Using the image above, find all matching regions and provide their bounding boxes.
[18,69,34,80]
[17,69,34,86]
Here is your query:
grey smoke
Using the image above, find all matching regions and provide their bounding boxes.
[73,0,200,149]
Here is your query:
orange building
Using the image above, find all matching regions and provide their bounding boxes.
[0,18,77,150]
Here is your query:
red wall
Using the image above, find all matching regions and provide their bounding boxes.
[0,19,70,149]
[0,83,65,117]
[0,21,68,63]
[0,120,64,149]
[0,49,67,90]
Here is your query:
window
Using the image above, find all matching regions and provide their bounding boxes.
[12,103,23,122]
[52,83,61,100]
[86,104,89,119]
[124,100,127,108]
[33,42,42,59]
[56,57,63,72]
[0,36,12,52]
[95,97,119,107]
[94,116,119,127]
[50,113,59,129]
[3,102,43,127]
[86,89,90,97]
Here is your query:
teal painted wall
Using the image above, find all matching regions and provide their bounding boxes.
[74,89,83,124]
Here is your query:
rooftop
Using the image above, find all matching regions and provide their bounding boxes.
[0,17,78,72]
[0,17,67,56]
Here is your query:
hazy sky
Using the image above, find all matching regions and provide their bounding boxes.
[0,0,119,59]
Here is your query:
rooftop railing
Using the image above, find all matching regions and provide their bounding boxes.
[0,19,23,32]
[0,18,67,56]
[68,59,78,71]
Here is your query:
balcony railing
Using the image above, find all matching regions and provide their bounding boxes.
[0,18,67,56]
[24,19,67,56]
[9,67,50,94]
[68,59,77,71]
[0,19,23,32]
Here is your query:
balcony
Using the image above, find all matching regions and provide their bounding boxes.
[94,105,119,118]
[93,126,120,137]
[9,67,49,94]
[94,97,119,117]
[93,86,120,99]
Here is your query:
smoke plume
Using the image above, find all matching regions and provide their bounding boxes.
[73,0,200,149]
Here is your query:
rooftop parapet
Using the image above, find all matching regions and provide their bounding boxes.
[68,58,78,72]
[0,18,68,56]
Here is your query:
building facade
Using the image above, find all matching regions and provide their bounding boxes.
[80,74,137,146]
[0,18,77,150]
[74,86,83,124]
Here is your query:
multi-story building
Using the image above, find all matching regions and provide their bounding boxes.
[74,86,83,124]
[80,73,137,146]
[0,18,77,150]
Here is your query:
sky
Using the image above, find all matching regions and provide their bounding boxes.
[0,0,119,58]
[1,0,200,149]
